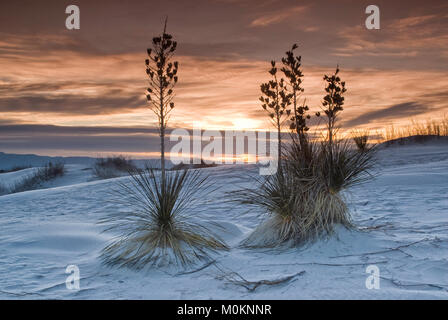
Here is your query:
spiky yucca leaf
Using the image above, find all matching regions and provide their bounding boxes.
[231,170,306,247]
[316,138,377,194]
[99,167,228,269]
[233,170,350,248]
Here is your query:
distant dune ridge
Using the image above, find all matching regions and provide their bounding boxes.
[0,152,95,171]
[0,152,173,171]
[1,135,447,171]
[380,135,448,147]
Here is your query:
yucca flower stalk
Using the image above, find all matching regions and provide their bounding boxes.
[260,60,292,169]
[145,18,179,180]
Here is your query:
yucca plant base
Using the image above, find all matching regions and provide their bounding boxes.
[100,168,228,269]
[242,189,350,248]
[235,136,374,248]
[102,224,227,268]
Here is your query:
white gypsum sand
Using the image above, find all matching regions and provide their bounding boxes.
[0,141,447,299]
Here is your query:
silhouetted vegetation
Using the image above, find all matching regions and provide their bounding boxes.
[93,156,137,179]
[260,60,292,168]
[145,18,179,181]
[0,183,7,196]
[171,159,218,171]
[381,116,448,144]
[235,62,377,247]
[281,44,310,154]
[315,67,347,147]
[351,130,370,151]
[10,162,65,194]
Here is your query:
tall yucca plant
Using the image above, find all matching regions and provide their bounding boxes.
[316,66,346,147]
[234,64,377,248]
[281,44,312,161]
[259,61,292,169]
[100,168,228,268]
[281,46,308,135]
[145,18,178,180]
[100,20,229,269]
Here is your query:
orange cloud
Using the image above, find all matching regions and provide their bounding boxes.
[334,13,448,57]
[1,45,447,132]
[250,5,308,27]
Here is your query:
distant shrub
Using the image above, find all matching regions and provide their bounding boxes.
[351,130,370,151]
[171,159,218,171]
[10,162,65,194]
[93,156,137,179]
[381,116,448,143]
[0,183,8,196]
[40,161,65,179]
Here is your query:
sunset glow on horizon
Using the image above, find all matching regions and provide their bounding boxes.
[1,0,447,156]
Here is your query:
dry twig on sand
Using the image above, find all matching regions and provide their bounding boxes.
[329,238,431,258]
[215,264,305,292]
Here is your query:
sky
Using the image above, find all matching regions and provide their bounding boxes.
[0,0,447,157]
